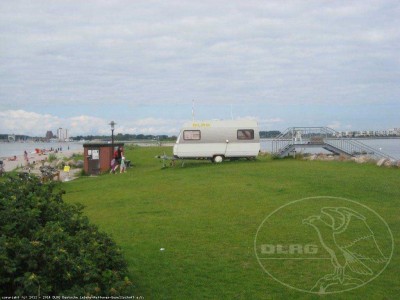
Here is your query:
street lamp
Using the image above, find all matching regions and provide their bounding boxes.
[109,121,116,148]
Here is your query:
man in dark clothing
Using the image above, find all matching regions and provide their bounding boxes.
[111,146,123,173]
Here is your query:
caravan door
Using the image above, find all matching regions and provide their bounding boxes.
[225,128,259,157]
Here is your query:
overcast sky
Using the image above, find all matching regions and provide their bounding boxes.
[1,0,399,136]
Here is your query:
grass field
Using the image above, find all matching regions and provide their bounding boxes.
[62,146,400,299]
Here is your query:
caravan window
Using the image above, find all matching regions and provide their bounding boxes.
[183,130,201,140]
[237,129,254,140]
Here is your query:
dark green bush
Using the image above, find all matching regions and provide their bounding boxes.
[0,174,132,296]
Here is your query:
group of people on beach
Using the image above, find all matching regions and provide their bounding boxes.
[110,146,126,174]
[2,150,33,174]
[6,151,29,165]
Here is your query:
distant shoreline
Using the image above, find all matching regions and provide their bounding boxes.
[261,137,400,140]
[1,136,399,145]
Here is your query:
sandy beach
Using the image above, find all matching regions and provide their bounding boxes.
[1,149,83,172]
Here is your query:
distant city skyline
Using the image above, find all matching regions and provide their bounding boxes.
[1,1,399,136]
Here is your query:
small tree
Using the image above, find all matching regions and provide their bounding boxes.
[0,174,132,296]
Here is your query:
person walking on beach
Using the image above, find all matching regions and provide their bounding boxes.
[24,150,29,166]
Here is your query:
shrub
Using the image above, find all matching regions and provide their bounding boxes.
[71,153,84,162]
[48,153,57,163]
[0,174,132,296]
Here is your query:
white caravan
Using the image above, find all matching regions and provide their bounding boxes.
[173,120,260,162]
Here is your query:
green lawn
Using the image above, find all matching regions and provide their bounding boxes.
[62,146,400,299]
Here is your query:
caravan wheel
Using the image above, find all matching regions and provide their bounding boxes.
[213,155,224,163]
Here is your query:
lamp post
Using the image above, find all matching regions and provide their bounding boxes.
[109,121,116,150]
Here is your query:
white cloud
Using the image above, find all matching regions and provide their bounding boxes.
[0,110,105,136]
[235,116,283,124]
[133,118,176,127]
[260,117,284,124]
[69,115,108,136]
[0,110,183,136]
[327,121,352,131]
[0,110,61,136]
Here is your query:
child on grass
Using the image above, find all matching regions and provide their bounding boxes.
[110,158,116,174]
[120,156,126,173]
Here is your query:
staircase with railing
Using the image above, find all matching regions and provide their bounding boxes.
[272,127,397,160]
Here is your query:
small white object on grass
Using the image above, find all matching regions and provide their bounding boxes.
[160,248,165,251]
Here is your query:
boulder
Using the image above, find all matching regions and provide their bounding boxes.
[376,158,388,167]
[384,160,395,168]
[56,160,65,169]
[354,156,370,164]
[335,155,349,161]
[316,155,332,161]
[309,154,317,161]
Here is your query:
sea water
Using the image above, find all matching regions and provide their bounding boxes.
[0,142,84,159]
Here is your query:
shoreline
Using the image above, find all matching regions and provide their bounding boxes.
[260,136,400,140]
[1,149,83,172]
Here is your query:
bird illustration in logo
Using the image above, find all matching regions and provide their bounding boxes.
[302,207,388,293]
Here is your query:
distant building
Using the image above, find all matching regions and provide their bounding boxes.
[57,128,69,142]
[45,131,54,140]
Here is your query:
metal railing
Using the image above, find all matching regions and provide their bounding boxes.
[272,127,397,160]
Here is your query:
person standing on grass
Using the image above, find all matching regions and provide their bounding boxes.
[111,148,119,173]
[110,157,116,173]
[120,156,126,173]
[111,146,123,173]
